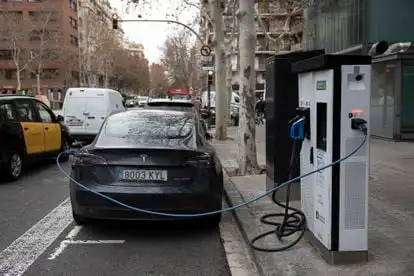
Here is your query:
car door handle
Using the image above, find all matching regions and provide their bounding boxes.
[24,127,29,130]
[87,116,95,119]
[45,127,49,130]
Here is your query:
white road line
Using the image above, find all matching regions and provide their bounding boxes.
[48,226,82,260]
[48,224,125,260]
[0,198,73,276]
[67,240,125,244]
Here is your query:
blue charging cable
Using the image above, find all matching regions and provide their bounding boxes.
[56,131,367,218]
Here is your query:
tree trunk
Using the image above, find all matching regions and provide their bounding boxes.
[36,73,41,95]
[16,70,21,91]
[238,0,259,175]
[211,0,227,140]
[225,53,233,125]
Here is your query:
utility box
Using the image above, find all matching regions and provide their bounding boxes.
[265,50,325,201]
[292,54,371,265]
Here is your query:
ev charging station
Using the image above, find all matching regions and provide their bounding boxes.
[265,50,324,200]
[292,54,372,264]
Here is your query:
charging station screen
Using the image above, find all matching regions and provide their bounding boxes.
[316,102,327,151]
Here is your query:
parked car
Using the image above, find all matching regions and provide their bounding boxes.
[62,88,126,142]
[0,95,71,181]
[125,98,137,108]
[69,109,223,226]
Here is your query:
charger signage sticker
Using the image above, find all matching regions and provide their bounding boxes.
[316,80,327,91]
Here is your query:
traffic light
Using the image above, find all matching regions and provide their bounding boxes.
[112,14,118,29]
[207,70,213,85]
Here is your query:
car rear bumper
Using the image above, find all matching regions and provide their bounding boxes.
[70,182,223,220]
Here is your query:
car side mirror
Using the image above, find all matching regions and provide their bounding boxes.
[57,115,64,122]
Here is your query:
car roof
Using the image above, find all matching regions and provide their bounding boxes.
[0,95,36,101]
[113,108,193,118]
[146,99,193,107]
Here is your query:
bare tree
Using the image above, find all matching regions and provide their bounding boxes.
[160,30,196,89]
[0,11,38,90]
[26,7,62,94]
[238,0,259,175]
[255,0,304,53]
[112,47,150,94]
[150,63,169,97]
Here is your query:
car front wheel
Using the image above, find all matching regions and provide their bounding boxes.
[3,151,24,182]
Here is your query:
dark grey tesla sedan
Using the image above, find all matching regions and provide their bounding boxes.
[69,109,224,226]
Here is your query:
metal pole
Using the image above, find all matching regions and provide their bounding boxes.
[207,81,211,129]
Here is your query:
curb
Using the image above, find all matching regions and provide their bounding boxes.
[222,169,265,276]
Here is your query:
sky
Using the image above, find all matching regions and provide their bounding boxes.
[109,0,198,64]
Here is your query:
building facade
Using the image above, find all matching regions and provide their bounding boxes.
[78,0,124,88]
[200,0,303,98]
[0,0,80,108]
[302,0,414,140]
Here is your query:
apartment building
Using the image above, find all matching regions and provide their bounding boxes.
[124,41,145,58]
[78,0,124,87]
[302,0,414,140]
[0,0,80,108]
[200,0,303,98]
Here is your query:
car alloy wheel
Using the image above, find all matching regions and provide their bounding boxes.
[10,153,22,178]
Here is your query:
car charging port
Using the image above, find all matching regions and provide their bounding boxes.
[296,107,310,139]
[351,118,368,134]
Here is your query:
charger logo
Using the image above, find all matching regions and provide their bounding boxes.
[316,80,327,91]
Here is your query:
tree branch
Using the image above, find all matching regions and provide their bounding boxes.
[182,0,213,25]
[224,0,237,47]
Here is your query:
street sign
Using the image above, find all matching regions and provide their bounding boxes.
[200,45,211,56]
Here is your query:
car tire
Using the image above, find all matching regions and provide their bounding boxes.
[3,151,24,182]
[72,211,90,225]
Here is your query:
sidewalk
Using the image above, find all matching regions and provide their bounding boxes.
[212,126,414,276]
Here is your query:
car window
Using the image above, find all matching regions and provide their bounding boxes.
[36,102,53,123]
[0,102,17,121]
[96,111,197,149]
[15,101,38,122]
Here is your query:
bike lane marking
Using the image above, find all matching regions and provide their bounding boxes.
[0,198,72,276]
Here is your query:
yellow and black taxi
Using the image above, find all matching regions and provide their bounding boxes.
[0,95,72,182]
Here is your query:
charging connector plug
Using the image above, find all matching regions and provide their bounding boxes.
[351,118,367,135]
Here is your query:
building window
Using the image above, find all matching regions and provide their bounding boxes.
[31,69,59,79]
[0,50,12,60]
[69,0,77,12]
[70,35,78,46]
[69,16,77,30]
[42,68,59,79]
[5,69,25,80]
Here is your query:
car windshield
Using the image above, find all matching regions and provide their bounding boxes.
[138,97,148,101]
[95,110,196,149]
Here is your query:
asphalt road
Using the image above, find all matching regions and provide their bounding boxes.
[0,160,231,276]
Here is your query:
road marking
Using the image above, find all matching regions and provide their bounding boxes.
[48,226,82,260]
[0,198,73,276]
[48,225,125,260]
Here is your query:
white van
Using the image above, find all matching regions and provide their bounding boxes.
[62,88,125,141]
[201,91,240,108]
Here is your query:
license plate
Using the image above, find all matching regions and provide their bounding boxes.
[68,121,83,126]
[119,169,168,181]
